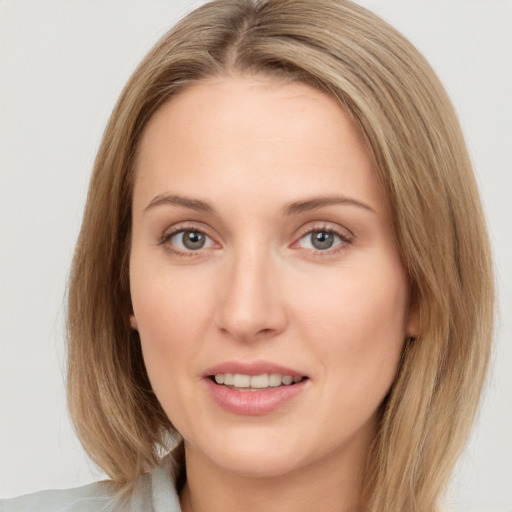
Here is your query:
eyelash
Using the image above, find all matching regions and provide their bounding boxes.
[295,224,352,256]
[159,223,215,258]
[159,223,353,258]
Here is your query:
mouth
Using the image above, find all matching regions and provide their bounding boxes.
[210,373,307,391]
[203,361,309,413]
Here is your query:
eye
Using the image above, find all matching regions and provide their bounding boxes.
[296,228,350,252]
[164,229,216,254]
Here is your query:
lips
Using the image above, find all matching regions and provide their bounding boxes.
[203,361,307,378]
[213,373,304,389]
[202,361,309,415]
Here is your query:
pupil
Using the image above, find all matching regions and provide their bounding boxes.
[183,231,205,250]
[312,231,334,250]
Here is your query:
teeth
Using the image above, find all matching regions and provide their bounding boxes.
[250,374,269,388]
[213,373,303,389]
[269,373,281,387]
[233,374,250,387]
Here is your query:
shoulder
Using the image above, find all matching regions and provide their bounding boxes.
[0,452,182,512]
[0,481,113,512]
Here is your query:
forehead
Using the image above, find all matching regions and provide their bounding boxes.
[133,74,386,216]
[137,74,366,160]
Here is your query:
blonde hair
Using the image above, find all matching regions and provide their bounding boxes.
[67,1,494,510]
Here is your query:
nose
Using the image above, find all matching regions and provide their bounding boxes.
[214,246,287,343]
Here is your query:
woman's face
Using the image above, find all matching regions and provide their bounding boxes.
[130,75,418,478]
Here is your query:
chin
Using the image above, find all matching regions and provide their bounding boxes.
[214,448,306,479]
[183,424,310,478]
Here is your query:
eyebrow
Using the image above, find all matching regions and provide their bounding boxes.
[144,194,213,213]
[283,196,375,215]
[144,194,375,215]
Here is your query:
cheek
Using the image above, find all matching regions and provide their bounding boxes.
[296,259,408,332]
[131,259,213,347]
[293,259,409,396]
[130,273,206,431]
[129,260,220,414]
[130,265,185,375]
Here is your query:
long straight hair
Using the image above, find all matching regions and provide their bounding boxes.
[67,1,494,510]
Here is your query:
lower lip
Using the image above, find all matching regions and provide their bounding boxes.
[203,378,308,415]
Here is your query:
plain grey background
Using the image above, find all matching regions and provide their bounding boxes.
[1,1,511,510]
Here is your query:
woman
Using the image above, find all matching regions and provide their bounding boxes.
[1,0,494,511]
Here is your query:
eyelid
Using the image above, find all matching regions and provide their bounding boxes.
[160,221,216,241]
[158,220,353,258]
[291,221,354,254]
[159,221,220,257]
[294,221,353,242]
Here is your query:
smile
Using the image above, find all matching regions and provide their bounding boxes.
[213,373,305,390]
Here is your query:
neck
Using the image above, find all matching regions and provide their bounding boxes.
[179,439,369,512]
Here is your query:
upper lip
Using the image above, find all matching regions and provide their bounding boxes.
[203,360,307,378]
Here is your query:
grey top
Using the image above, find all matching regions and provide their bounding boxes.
[0,454,452,511]
[0,454,182,512]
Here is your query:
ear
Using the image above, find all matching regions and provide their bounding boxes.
[130,314,139,331]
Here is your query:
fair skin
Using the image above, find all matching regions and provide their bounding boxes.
[129,74,418,512]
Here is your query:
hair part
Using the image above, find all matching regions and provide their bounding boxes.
[66,1,494,510]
